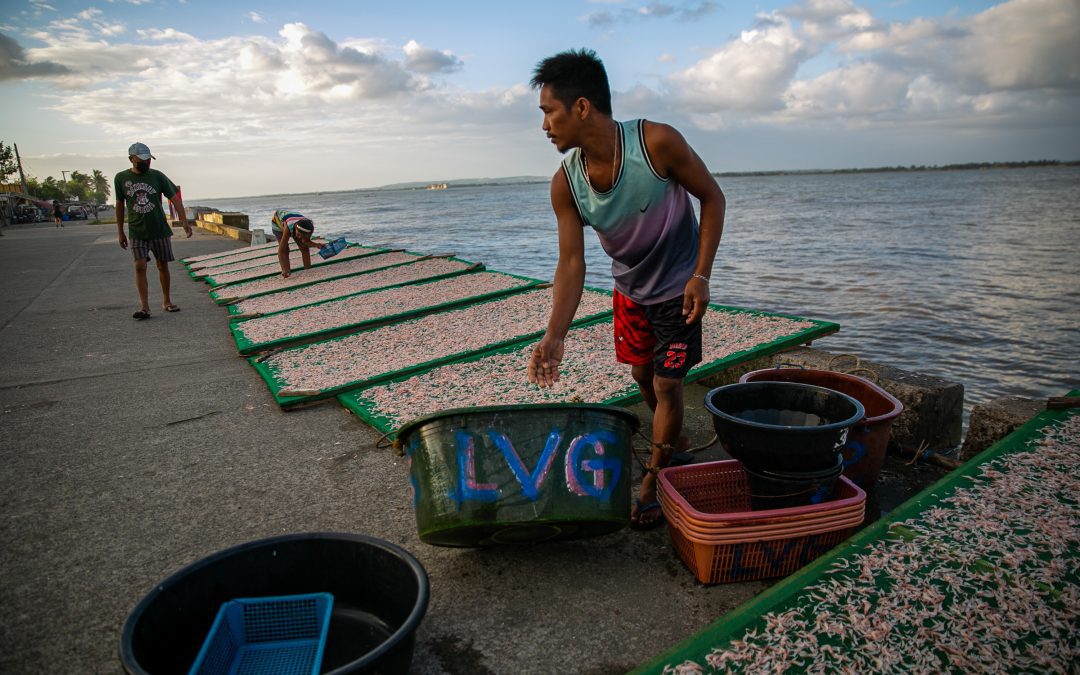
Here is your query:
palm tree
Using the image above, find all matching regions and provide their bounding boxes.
[91,169,110,219]
[68,170,92,202]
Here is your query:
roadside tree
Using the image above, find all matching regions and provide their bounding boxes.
[91,169,110,218]
[26,176,64,202]
[67,170,92,202]
[0,141,15,184]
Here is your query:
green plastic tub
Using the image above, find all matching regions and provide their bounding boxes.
[398,404,640,547]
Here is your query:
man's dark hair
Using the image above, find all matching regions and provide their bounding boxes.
[530,48,612,116]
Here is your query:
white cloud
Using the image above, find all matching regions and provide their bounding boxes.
[237,40,283,72]
[934,0,1079,93]
[11,14,493,160]
[275,23,415,98]
[585,1,717,28]
[7,0,1078,197]
[249,11,265,24]
[782,61,911,120]
[136,28,196,41]
[0,31,71,80]
[662,0,1080,130]
[667,12,808,113]
[98,22,125,36]
[402,39,463,74]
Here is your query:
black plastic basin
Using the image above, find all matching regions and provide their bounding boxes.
[120,532,429,674]
[740,367,904,489]
[705,382,865,472]
[744,453,845,510]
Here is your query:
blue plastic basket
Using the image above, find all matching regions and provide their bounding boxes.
[318,238,347,260]
[188,593,334,675]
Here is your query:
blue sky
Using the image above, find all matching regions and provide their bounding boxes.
[2,0,1078,199]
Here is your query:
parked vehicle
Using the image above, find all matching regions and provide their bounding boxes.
[14,205,46,223]
[14,206,33,224]
[66,205,88,220]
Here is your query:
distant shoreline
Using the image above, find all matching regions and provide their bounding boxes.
[379,160,1080,189]
[192,160,1078,202]
[714,159,1079,178]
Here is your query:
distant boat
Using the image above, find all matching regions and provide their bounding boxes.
[426,183,448,190]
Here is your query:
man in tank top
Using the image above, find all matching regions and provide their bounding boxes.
[527,49,726,530]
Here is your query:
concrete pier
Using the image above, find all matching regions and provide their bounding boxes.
[0,221,1013,674]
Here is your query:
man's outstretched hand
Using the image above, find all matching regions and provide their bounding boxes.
[527,336,564,388]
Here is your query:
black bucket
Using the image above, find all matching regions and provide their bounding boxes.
[744,454,844,510]
[740,367,904,490]
[705,382,865,472]
[119,532,429,675]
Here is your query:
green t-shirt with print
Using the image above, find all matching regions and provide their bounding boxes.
[114,168,178,241]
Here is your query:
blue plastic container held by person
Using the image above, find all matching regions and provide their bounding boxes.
[318,238,347,260]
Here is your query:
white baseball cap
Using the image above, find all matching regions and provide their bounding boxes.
[128,142,156,160]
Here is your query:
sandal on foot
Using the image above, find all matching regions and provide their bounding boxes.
[132,309,151,320]
[163,304,181,312]
[670,451,695,467]
[630,499,665,530]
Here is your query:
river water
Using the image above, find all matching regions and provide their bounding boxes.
[195,167,1080,414]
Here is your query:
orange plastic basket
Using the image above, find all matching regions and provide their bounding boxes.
[658,498,865,543]
[666,520,858,584]
[657,460,865,528]
[657,460,865,584]
[658,490,864,534]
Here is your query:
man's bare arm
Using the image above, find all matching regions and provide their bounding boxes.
[116,199,128,249]
[528,170,586,387]
[644,121,726,323]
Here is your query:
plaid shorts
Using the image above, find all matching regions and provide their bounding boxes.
[613,290,702,379]
[131,237,175,262]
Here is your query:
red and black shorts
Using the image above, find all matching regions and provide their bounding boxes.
[613,289,702,379]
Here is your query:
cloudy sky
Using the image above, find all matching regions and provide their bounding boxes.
[2,0,1078,199]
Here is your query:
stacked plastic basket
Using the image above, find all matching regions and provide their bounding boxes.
[657,460,866,584]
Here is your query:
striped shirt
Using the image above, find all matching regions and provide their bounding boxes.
[270,209,312,237]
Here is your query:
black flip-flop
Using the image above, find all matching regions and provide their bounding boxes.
[132,309,151,320]
[164,304,181,313]
[670,452,695,467]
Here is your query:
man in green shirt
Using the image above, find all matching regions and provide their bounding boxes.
[114,142,191,320]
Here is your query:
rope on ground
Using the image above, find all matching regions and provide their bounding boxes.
[847,366,880,383]
[686,434,718,453]
[826,353,861,373]
[904,440,963,470]
[376,430,404,456]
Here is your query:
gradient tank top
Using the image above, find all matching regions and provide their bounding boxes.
[562,119,699,304]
